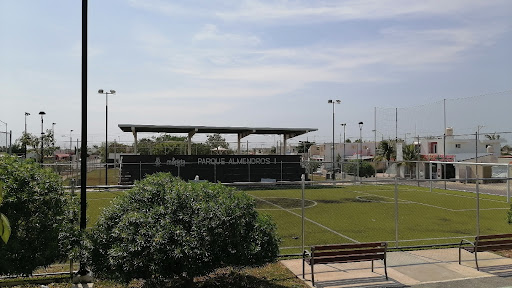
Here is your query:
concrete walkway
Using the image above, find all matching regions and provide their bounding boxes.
[282,248,512,287]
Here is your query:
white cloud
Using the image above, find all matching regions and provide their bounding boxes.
[194,24,260,46]
[215,0,510,23]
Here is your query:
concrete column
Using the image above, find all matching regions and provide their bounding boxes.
[237,133,242,154]
[131,127,138,154]
[187,130,197,155]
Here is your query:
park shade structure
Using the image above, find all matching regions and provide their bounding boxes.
[118,124,317,155]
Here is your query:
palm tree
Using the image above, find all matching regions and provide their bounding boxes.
[374,140,395,174]
[401,144,421,178]
[485,133,500,140]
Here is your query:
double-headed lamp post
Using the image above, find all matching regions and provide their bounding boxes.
[340,123,346,179]
[39,111,46,164]
[328,99,341,180]
[98,89,116,185]
[24,112,30,158]
[358,122,363,180]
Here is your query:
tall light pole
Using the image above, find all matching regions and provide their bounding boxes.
[39,111,46,164]
[24,112,30,158]
[0,120,7,154]
[70,130,74,154]
[52,122,56,153]
[328,99,340,180]
[340,123,346,179]
[98,89,116,185]
[358,122,363,180]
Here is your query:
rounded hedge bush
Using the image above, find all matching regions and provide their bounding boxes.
[0,156,79,275]
[88,173,280,284]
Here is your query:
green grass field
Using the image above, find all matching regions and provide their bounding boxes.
[247,184,512,254]
[83,184,512,255]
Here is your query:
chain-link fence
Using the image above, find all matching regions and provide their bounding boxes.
[53,158,512,257]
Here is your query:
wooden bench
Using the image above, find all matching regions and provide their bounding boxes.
[303,242,388,286]
[459,233,512,270]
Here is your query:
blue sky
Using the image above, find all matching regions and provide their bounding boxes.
[1,0,511,148]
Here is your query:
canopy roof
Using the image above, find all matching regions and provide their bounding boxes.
[118,124,317,138]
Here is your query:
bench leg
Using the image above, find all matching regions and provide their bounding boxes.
[475,251,479,271]
[371,260,374,272]
[458,246,461,265]
[311,262,315,286]
[384,258,388,280]
[302,252,305,279]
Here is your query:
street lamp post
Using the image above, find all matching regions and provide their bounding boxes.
[328,99,341,180]
[70,130,74,154]
[358,122,363,180]
[39,111,46,164]
[0,120,7,154]
[24,112,30,158]
[340,123,346,179]
[98,89,116,185]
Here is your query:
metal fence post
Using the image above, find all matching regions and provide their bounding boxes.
[443,162,447,190]
[214,163,217,182]
[248,163,251,182]
[429,162,433,192]
[508,163,510,203]
[394,177,399,248]
[280,161,283,181]
[476,173,480,237]
[301,174,305,278]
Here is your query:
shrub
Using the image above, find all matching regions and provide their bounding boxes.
[508,205,512,224]
[0,156,79,275]
[343,160,375,178]
[88,173,280,285]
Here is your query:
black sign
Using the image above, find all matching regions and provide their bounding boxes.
[120,155,304,184]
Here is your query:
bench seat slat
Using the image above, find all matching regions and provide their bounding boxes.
[477,243,512,251]
[312,253,385,264]
[477,239,512,247]
[312,242,386,251]
[477,234,512,240]
[313,248,386,258]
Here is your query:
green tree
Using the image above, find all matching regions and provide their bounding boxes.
[401,144,421,178]
[485,133,501,140]
[20,130,57,161]
[206,133,232,154]
[343,160,375,177]
[297,141,315,154]
[88,173,279,286]
[376,140,395,162]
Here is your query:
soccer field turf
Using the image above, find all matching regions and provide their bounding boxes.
[247,184,512,255]
[83,184,512,256]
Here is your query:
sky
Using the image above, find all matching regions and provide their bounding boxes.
[1,0,511,149]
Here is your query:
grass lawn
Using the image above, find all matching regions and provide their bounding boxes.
[81,183,511,254]
[63,168,120,186]
[248,184,512,254]
[6,262,308,288]
[5,183,511,287]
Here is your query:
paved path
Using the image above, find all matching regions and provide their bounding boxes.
[282,248,512,287]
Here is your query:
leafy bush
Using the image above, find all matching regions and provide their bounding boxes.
[343,160,375,178]
[0,156,79,275]
[88,173,280,285]
[508,205,512,224]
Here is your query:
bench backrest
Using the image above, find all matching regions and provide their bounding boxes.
[311,242,387,265]
[475,234,512,252]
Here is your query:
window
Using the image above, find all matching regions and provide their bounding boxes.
[455,144,461,148]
